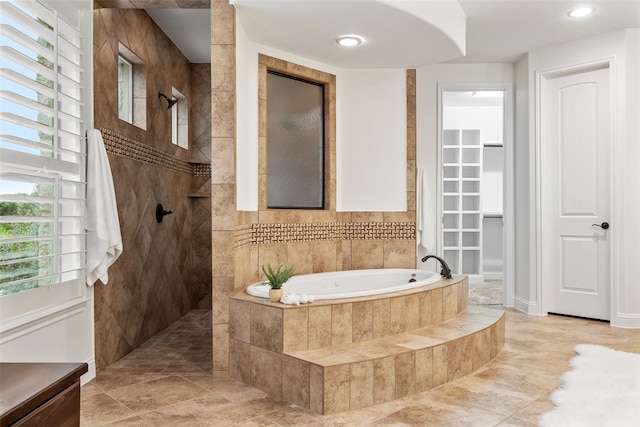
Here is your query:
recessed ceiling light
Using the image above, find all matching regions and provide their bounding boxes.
[336,35,364,47]
[568,6,595,18]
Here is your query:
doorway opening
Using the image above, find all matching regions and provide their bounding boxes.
[438,86,513,306]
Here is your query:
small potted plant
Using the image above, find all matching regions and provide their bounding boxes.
[262,262,295,302]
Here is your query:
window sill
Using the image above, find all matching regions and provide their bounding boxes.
[0,281,89,344]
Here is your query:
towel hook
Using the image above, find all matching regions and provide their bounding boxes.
[156,204,173,223]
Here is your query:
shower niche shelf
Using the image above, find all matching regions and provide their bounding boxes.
[187,159,211,198]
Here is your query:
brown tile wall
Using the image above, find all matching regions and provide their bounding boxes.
[210,0,236,371]
[190,64,213,309]
[93,8,211,370]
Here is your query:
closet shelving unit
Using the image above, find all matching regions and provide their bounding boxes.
[442,129,483,281]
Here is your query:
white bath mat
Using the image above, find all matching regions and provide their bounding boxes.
[539,344,640,427]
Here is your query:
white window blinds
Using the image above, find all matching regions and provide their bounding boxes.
[0,0,86,296]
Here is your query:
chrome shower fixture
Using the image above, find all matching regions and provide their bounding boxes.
[158,92,178,109]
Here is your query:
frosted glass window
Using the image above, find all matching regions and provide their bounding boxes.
[267,71,324,209]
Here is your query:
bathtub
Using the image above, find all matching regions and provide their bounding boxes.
[245,268,442,300]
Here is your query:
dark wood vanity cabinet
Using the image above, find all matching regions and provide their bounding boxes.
[0,362,88,427]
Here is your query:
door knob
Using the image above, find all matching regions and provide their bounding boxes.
[592,222,609,230]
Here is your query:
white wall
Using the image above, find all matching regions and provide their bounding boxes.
[443,105,503,144]
[236,13,408,212]
[523,29,640,327]
[619,29,640,324]
[514,54,534,311]
[338,70,406,211]
[0,287,95,384]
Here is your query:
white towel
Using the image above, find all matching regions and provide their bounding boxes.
[86,129,123,286]
[416,167,435,253]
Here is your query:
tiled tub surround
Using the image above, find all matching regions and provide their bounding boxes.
[229,275,505,414]
[214,65,420,371]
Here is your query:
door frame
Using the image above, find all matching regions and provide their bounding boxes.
[436,83,515,307]
[535,58,618,322]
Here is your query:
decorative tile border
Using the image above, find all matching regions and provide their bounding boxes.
[234,224,255,249]
[235,222,416,248]
[100,128,211,177]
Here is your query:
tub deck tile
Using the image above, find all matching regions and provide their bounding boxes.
[229,275,506,415]
[394,335,445,350]
[348,340,411,359]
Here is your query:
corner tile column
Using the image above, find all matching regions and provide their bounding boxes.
[211,0,236,371]
[407,69,417,220]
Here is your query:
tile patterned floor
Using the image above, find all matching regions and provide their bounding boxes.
[81,308,640,426]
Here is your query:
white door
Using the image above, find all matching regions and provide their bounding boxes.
[541,66,611,321]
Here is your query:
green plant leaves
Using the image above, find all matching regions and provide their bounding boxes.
[261,262,295,289]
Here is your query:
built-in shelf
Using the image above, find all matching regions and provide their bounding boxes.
[442,129,483,278]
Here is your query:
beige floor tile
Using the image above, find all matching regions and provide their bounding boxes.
[496,420,538,427]
[505,395,555,425]
[80,393,137,427]
[182,374,270,402]
[473,362,561,395]
[374,398,506,426]
[260,404,328,426]
[139,394,261,426]
[89,373,168,392]
[98,415,155,426]
[106,376,210,413]
[426,376,538,417]
[80,380,105,397]
[81,307,640,426]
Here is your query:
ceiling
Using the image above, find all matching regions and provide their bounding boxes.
[145,8,212,64]
[137,1,640,67]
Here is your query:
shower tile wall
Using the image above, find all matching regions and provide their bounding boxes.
[93,8,211,370]
[190,64,213,309]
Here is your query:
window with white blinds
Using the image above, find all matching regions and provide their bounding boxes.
[0,0,86,296]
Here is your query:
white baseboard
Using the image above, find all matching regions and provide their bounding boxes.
[483,272,504,281]
[514,296,543,316]
[82,357,97,385]
[468,275,485,284]
[611,313,640,329]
